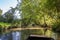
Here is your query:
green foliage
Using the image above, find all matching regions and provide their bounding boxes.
[0,22,11,27]
[0,7,21,31]
[0,22,11,34]
[19,0,56,26]
[18,0,60,33]
[0,9,4,22]
[52,19,60,33]
[0,9,2,15]
[4,8,15,23]
[19,0,48,26]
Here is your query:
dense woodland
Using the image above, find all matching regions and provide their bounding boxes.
[0,0,60,34]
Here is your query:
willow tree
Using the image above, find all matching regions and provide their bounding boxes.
[44,0,60,33]
[18,0,60,32]
[19,0,49,27]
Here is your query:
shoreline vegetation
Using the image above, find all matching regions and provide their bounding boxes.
[0,0,60,40]
[0,22,58,40]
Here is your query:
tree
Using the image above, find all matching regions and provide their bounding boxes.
[43,0,60,33]
[19,0,48,27]
[4,7,17,23]
[18,0,56,27]
[0,9,4,22]
[18,0,60,33]
[0,9,2,15]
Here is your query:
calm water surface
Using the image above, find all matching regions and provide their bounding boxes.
[0,30,59,40]
[0,31,21,40]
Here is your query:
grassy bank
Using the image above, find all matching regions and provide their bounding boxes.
[0,22,11,34]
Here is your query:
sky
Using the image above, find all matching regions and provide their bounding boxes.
[0,0,18,14]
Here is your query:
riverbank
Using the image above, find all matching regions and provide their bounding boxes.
[9,27,44,31]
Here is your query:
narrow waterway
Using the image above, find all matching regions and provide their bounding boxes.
[0,31,21,40]
[0,30,59,40]
[12,31,21,40]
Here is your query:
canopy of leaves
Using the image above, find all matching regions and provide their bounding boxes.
[18,0,60,33]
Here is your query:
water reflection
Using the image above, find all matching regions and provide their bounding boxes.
[12,31,21,40]
[0,30,60,40]
[0,34,10,40]
[0,31,21,40]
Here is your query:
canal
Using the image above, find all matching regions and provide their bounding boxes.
[0,31,21,40]
[0,29,59,40]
